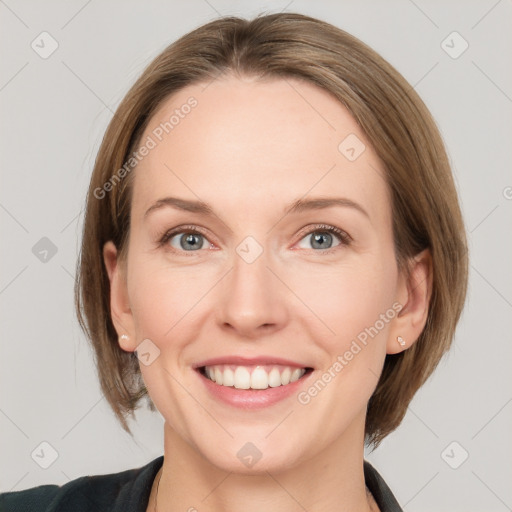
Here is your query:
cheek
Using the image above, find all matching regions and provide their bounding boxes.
[125,256,212,418]
[294,261,396,333]
[285,256,397,382]
[126,255,211,341]
[291,262,397,417]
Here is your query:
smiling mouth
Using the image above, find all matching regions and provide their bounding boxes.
[199,364,314,390]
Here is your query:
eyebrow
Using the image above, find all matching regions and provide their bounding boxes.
[144,196,370,220]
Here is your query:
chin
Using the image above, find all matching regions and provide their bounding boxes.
[190,431,308,476]
[206,447,302,476]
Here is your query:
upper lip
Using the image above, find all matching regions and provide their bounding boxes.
[194,355,311,369]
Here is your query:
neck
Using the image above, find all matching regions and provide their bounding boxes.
[150,418,379,512]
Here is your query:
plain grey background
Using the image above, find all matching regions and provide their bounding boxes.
[1,1,511,511]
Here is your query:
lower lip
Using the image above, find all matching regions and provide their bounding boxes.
[197,369,312,409]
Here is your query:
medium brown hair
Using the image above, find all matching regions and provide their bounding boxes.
[75,12,468,448]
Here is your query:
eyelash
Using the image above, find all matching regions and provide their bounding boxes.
[157,224,352,255]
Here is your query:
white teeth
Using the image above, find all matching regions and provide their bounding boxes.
[250,367,268,389]
[281,367,291,385]
[203,364,307,390]
[223,367,234,387]
[233,367,251,389]
[290,368,303,382]
[214,367,223,385]
[268,367,281,388]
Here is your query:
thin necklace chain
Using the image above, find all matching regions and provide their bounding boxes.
[154,468,163,512]
[153,468,378,512]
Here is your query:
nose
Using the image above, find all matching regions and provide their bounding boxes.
[216,246,288,339]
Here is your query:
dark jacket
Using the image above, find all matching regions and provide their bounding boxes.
[0,456,403,511]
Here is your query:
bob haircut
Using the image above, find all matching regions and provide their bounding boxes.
[75,12,468,448]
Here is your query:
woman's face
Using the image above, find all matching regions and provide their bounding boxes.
[108,75,411,472]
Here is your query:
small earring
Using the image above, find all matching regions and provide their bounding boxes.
[120,334,129,341]
[397,336,406,347]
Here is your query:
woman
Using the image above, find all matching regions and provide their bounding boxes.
[0,12,468,512]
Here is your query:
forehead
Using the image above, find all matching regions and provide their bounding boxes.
[132,75,390,224]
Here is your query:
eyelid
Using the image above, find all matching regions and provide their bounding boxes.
[294,223,352,246]
[157,224,216,249]
[157,223,352,253]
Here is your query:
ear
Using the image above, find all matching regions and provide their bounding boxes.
[387,248,433,354]
[103,240,137,352]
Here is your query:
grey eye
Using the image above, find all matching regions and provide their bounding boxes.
[169,232,209,251]
[296,231,341,250]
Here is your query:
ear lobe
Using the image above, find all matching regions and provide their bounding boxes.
[103,241,137,352]
[387,248,432,355]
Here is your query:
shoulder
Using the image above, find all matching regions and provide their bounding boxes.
[0,484,60,512]
[0,456,164,512]
[364,460,403,512]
